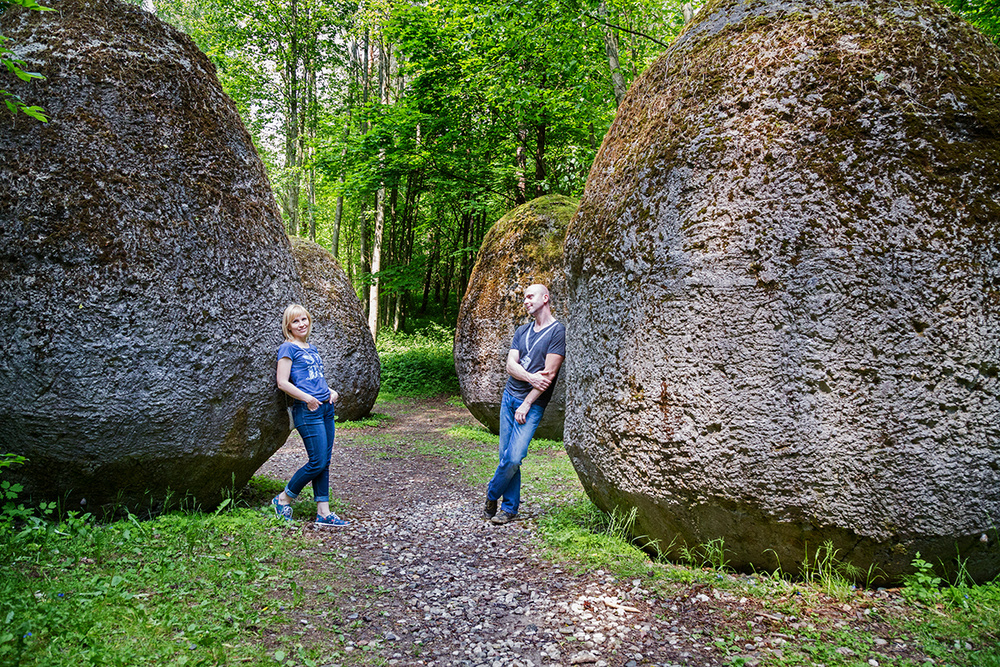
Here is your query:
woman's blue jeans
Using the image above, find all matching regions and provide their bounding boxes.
[286,401,335,502]
[487,389,544,515]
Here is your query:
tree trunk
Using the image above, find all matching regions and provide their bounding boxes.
[420,230,438,315]
[515,127,528,205]
[284,0,301,236]
[359,203,370,316]
[393,292,405,332]
[535,119,547,197]
[598,1,628,107]
[306,65,317,241]
[367,38,391,343]
[442,256,453,318]
[369,190,383,341]
[332,192,343,258]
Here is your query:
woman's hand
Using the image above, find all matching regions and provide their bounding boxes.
[306,396,321,411]
[329,390,339,404]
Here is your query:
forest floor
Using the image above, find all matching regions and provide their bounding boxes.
[253,396,949,667]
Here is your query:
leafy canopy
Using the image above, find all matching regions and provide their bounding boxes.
[1,0,52,121]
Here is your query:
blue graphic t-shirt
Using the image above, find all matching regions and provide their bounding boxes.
[277,341,332,403]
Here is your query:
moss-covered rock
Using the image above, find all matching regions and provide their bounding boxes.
[564,0,1000,583]
[455,195,577,440]
[289,237,379,420]
[0,0,299,511]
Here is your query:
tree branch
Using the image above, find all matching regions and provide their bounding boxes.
[579,11,670,48]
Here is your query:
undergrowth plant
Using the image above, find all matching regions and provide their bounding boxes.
[903,552,943,604]
[797,540,866,600]
[679,536,732,572]
[0,486,344,666]
[376,323,459,397]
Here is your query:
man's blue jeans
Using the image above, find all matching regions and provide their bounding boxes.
[487,389,544,515]
[286,401,335,502]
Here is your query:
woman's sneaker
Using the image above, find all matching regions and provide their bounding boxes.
[315,512,349,527]
[272,496,293,521]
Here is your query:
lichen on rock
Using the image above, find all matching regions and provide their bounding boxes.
[0,0,300,511]
[564,0,1000,582]
[455,195,577,440]
[289,236,380,420]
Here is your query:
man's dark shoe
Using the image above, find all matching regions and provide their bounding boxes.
[491,510,516,525]
[483,498,498,520]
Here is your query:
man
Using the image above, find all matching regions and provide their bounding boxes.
[483,283,566,525]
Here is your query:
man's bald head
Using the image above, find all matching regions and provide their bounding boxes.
[523,283,553,323]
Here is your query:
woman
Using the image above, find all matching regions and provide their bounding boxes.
[272,303,349,527]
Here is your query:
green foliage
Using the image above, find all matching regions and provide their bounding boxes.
[939,0,1000,42]
[1,0,53,121]
[376,323,459,397]
[903,551,944,604]
[156,0,689,327]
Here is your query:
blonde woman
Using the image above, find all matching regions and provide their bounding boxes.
[272,304,348,527]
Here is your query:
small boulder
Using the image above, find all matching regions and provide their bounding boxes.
[0,0,298,510]
[289,236,380,420]
[564,0,1000,582]
[455,195,576,440]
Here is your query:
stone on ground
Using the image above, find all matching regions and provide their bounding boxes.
[455,195,577,440]
[289,237,380,420]
[0,0,298,510]
[564,0,1000,582]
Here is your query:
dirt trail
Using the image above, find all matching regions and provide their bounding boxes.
[255,397,925,667]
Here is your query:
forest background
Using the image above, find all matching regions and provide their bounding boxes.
[5,0,1000,339]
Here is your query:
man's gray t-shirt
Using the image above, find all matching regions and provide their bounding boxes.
[504,320,566,409]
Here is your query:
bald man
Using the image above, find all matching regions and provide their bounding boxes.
[482,284,566,525]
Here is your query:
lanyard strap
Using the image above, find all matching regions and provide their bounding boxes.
[524,321,556,361]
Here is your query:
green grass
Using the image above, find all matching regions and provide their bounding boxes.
[5,390,1000,667]
[1,507,311,666]
[433,423,1000,667]
[0,466,363,667]
[440,425,575,497]
[336,412,392,429]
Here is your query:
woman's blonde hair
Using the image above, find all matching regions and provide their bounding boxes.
[281,303,312,341]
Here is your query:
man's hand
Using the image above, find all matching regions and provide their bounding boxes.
[528,368,555,392]
[515,400,532,424]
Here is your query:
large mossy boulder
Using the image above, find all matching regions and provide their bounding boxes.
[563,0,1000,582]
[289,237,380,420]
[0,0,300,511]
[455,195,576,440]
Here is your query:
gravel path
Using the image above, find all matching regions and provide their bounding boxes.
[254,397,928,667]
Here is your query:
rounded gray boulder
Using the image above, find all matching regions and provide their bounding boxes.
[289,237,380,420]
[455,195,576,441]
[0,0,299,511]
[564,0,1000,582]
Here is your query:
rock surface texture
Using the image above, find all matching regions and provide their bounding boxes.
[455,195,577,440]
[0,0,299,510]
[289,237,380,420]
[563,0,1000,583]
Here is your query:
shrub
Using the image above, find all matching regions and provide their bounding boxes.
[377,323,459,397]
